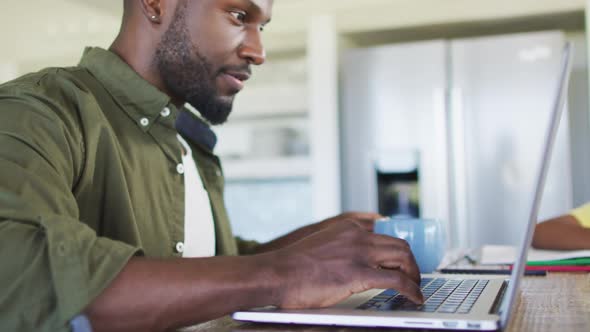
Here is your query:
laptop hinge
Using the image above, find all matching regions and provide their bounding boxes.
[489,281,509,315]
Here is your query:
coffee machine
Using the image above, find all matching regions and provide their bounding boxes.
[375,151,420,218]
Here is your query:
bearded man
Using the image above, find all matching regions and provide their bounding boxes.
[0,1,422,331]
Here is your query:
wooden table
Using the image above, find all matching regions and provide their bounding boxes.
[184,273,590,332]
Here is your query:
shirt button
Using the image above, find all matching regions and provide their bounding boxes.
[160,107,171,117]
[57,242,67,256]
[176,163,185,174]
[175,242,185,254]
[139,117,150,127]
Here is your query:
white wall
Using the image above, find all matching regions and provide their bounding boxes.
[267,0,586,51]
[4,0,585,68]
[1,1,120,82]
[8,1,582,56]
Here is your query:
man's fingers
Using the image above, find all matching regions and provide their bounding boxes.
[365,234,420,283]
[343,212,383,231]
[344,212,384,221]
[363,268,424,304]
[367,244,421,285]
[371,234,412,249]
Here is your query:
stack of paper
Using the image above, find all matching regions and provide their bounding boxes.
[480,245,590,272]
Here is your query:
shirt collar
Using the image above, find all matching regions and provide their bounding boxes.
[78,47,217,151]
[78,47,172,120]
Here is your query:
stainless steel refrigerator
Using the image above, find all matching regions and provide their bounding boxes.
[340,30,588,249]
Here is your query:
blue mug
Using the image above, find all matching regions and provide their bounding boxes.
[374,217,446,273]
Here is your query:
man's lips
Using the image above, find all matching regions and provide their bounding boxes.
[219,70,251,93]
[224,70,251,82]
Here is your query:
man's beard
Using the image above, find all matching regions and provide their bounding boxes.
[154,5,233,125]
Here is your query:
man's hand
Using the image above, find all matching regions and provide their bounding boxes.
[269,219,423,309]
[316,211,383,232]
[254,211,383,254]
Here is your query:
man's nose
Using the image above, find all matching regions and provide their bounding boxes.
[238,28,266,65]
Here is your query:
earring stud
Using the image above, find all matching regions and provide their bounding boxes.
[150,15,158,21]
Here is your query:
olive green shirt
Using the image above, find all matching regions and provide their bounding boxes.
[0,47,258,331]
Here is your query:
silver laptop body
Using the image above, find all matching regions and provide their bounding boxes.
[233,42,573,331]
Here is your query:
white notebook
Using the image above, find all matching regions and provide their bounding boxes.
[480,245,590,265]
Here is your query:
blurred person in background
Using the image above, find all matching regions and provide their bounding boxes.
[532,202,590,250]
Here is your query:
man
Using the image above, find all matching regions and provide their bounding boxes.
[532,202,590,250]
[0,1,423,331]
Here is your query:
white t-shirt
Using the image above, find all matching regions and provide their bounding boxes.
[177,135,216,257]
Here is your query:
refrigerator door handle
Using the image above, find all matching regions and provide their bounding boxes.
[431,87,452,242]
[449,87,470,249]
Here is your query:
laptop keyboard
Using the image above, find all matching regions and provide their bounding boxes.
[357,278,489,314]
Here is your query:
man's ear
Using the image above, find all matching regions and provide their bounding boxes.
[140,0,163,23]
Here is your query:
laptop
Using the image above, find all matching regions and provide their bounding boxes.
[233,42,573,331]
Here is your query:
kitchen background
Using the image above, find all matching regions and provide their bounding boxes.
[3,0,590,249]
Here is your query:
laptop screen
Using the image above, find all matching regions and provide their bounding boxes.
[499,42,573,328]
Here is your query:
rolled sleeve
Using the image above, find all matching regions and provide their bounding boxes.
[0,91,140,330]
[44,213,140,325]
[0,215,139,331]
[570,202,590,228]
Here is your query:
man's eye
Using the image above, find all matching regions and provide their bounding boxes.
[230,11,246,23]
